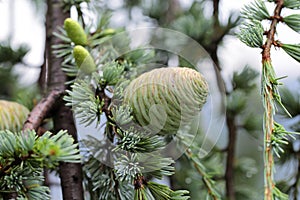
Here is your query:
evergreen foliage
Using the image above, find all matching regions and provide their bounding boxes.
[0,101,29,132]
[1,0,300,199]
[238,0,300,199]
[54,11,194,198]
[0,130,80,199]
[55,1,263,199]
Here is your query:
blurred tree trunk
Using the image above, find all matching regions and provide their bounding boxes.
[165,0,181,24]
[43,0,84,199]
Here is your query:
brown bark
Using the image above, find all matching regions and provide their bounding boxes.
[261,1,284,199]
[225,116,237,200]
[23,89,63,132]
[262,0,284,61]
[165,0,181,24]
[209,1,237,199]
[208,0,226,95]
[45,0,84,199]
[53,100,84,200]
[45,0,69,92]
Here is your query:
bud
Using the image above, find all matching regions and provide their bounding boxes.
[64,18,87,45]
[0,100,30,132]
[73,45,96,74]
[123,67,208,135]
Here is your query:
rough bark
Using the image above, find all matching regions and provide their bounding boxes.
[45,0,68,92]
[261,1,285,199]
[44,0,84,199]
[23,89,63,132]
[53,99,84,200]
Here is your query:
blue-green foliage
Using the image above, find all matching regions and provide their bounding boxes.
[0,130,80,199]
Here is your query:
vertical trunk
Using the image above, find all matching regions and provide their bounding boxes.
[53,99,84,200]
[165,0,181,24]
[44,0,84,199]
[210,1,236,199]
[225,116,237,200]
[45,0,68,92]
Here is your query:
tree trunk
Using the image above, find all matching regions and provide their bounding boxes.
[44,0,84,199]
[225,116,237,200]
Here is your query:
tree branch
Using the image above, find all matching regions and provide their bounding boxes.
[23,89,63,132]
[185,149,220,200]
[213,0,220,28]
[262,0,284,61]
[261,1,284,199]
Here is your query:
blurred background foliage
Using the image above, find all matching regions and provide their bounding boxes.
[0,42,40,110]
[0,0,299,199]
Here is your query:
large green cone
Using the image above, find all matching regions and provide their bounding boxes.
[0,100,30,132]
[123,67,208,135]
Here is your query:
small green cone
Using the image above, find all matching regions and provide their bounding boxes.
[124,67,209,135]
[64,18,87,45]
[100,28,116,37]
[73,45,96,74]
[0,100,30,132]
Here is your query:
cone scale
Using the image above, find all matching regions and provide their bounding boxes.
[124,67,208,135]
[0,100,29,132]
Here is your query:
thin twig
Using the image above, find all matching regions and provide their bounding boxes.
[185,149,220,200]
[112,170,122,200]
[96,86,114,141]
[76,4,85,29]
[261,1,285,199]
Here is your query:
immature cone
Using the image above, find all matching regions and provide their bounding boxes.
[100,28,116,37]
[123,67,208,135]
[64,18,87,45]
[0,100,30,132]
[73,45,96,74]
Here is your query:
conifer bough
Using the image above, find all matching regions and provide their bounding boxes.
[124,67,208,135]
[73,45,96,74]
[64,18,87,45]
[0,100,29,132]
